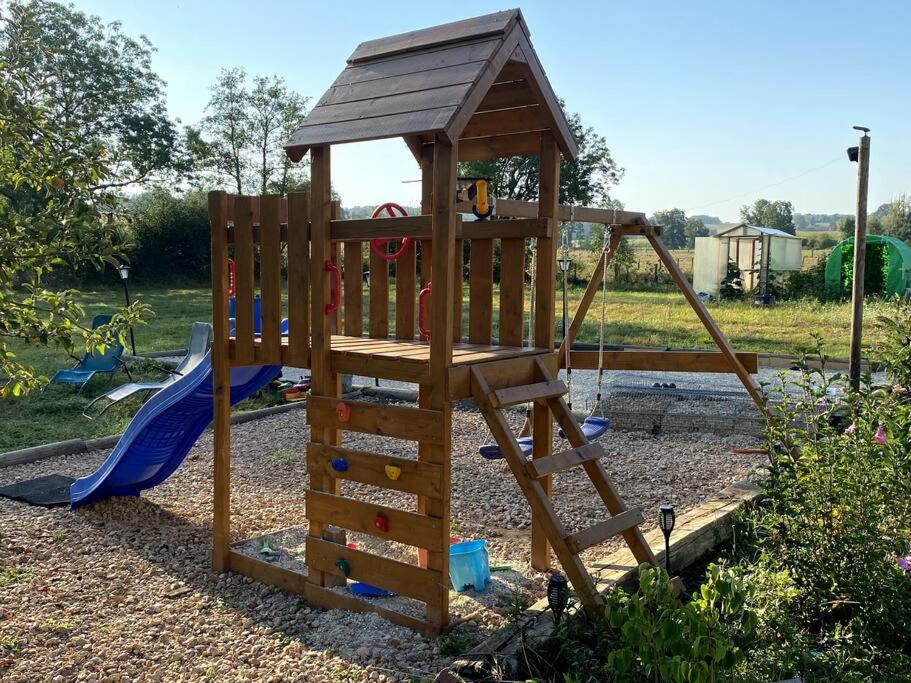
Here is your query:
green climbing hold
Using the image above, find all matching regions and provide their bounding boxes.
[335,558,351,577]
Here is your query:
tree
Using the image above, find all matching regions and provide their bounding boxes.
[837,215,855,239]
[740,199,796,235]
[1,1,153,396]
[691,214,721,225]
[650,209,687,249]
[1,1,189,192]
[880,195,911,243]
[459,106,624,206]
[192,69,309,195]
[684,216,709,248]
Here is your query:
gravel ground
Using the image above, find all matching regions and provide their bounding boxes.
[0,402,764,682]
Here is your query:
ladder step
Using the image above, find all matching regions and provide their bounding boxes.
[526,443,604,478]
[564,509,645,554]
[490,380,567,408]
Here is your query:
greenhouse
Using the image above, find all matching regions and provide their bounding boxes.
[824,234,911,297]
[693,224,803,297]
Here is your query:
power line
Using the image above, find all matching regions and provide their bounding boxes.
[685,155,845,214]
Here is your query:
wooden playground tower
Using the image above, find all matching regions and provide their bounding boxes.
[207,10,764,636]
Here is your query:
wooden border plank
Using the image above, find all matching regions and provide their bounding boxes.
[343,241,364,336]
[307,395,444,443]
[369,244,389,338]
[305,538,442,604]
[396,238,416,340]
[569,350,759,374]
[468,239,494,344]
[307,444,443,498]
[498,237,525,347]
[305,490,443,551]
[287,192,310,365]
[259,195,282,361]
[303,582,435,636]
[233,196,255,364]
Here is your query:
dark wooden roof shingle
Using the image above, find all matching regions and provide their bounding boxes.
[285,9,578,161]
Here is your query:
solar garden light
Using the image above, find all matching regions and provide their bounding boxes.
[547,573,569,624]
[659,503,676,574]
[117,264,137,356]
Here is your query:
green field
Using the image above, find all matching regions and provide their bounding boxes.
[0,284,862,451]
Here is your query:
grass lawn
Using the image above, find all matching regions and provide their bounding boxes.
[1,283,861,452]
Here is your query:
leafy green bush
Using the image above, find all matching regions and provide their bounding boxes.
[719,260,744,300]
[516,565,757,682]
[128,189,211,283]
[779,258,827,300]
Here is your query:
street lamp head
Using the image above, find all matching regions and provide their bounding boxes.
[852,125,870,135]
[558,256,573,273]
[118,264,131,281]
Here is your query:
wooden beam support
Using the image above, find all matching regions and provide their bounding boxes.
[418,133,457,632]
[330,215,549,241]
[209,191,231,573]
[568,349,759,374]
[306,145,341,589]
[531,132,560,571]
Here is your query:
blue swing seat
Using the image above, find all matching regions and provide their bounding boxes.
[479,436,533,460]
[558,416,610,440]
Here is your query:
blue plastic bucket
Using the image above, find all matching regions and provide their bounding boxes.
[449,540,491,592]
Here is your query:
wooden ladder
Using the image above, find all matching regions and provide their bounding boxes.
[470,356,656,621]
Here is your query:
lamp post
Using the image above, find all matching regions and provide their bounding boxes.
[659,503,676,574]
[847,125,871,391]
[118,264,137,356]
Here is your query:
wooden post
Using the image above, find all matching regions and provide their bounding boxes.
[307,145,341,588]
[849,130,871,391]
[532,132,560,571]
[419,134,456,631]
[209,191,231,572]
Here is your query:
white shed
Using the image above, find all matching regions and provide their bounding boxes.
[693,224,802,296]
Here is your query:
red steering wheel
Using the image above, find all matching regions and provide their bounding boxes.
[370,202,411,261]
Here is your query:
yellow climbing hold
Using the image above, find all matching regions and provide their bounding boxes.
[384,464,402,481]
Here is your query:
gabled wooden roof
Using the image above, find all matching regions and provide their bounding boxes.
[285,9,578,162]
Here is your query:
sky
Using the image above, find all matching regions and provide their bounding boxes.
[71,0,911,222]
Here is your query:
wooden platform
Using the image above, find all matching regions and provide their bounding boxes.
[227,334,554,399]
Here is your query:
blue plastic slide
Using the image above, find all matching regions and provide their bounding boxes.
[70,352,280,508]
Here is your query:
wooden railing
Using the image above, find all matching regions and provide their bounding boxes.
[213,192,553,368]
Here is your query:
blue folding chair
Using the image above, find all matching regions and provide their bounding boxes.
[48,314,132,393]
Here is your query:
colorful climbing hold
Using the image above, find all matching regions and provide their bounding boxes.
[384,464,402,481]
[335,558,351,577]
[335,402,351,422]
[374,512,390,532]
[331,457,348,472]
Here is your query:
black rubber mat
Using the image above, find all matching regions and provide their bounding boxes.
[0,474,74,507]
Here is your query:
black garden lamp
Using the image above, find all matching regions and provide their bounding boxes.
[118,264,137,356]
[558,255,573,273]
[659,504,676,574]
[547,573,569,625]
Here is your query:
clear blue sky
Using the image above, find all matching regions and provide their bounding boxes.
[73,0,910,221]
